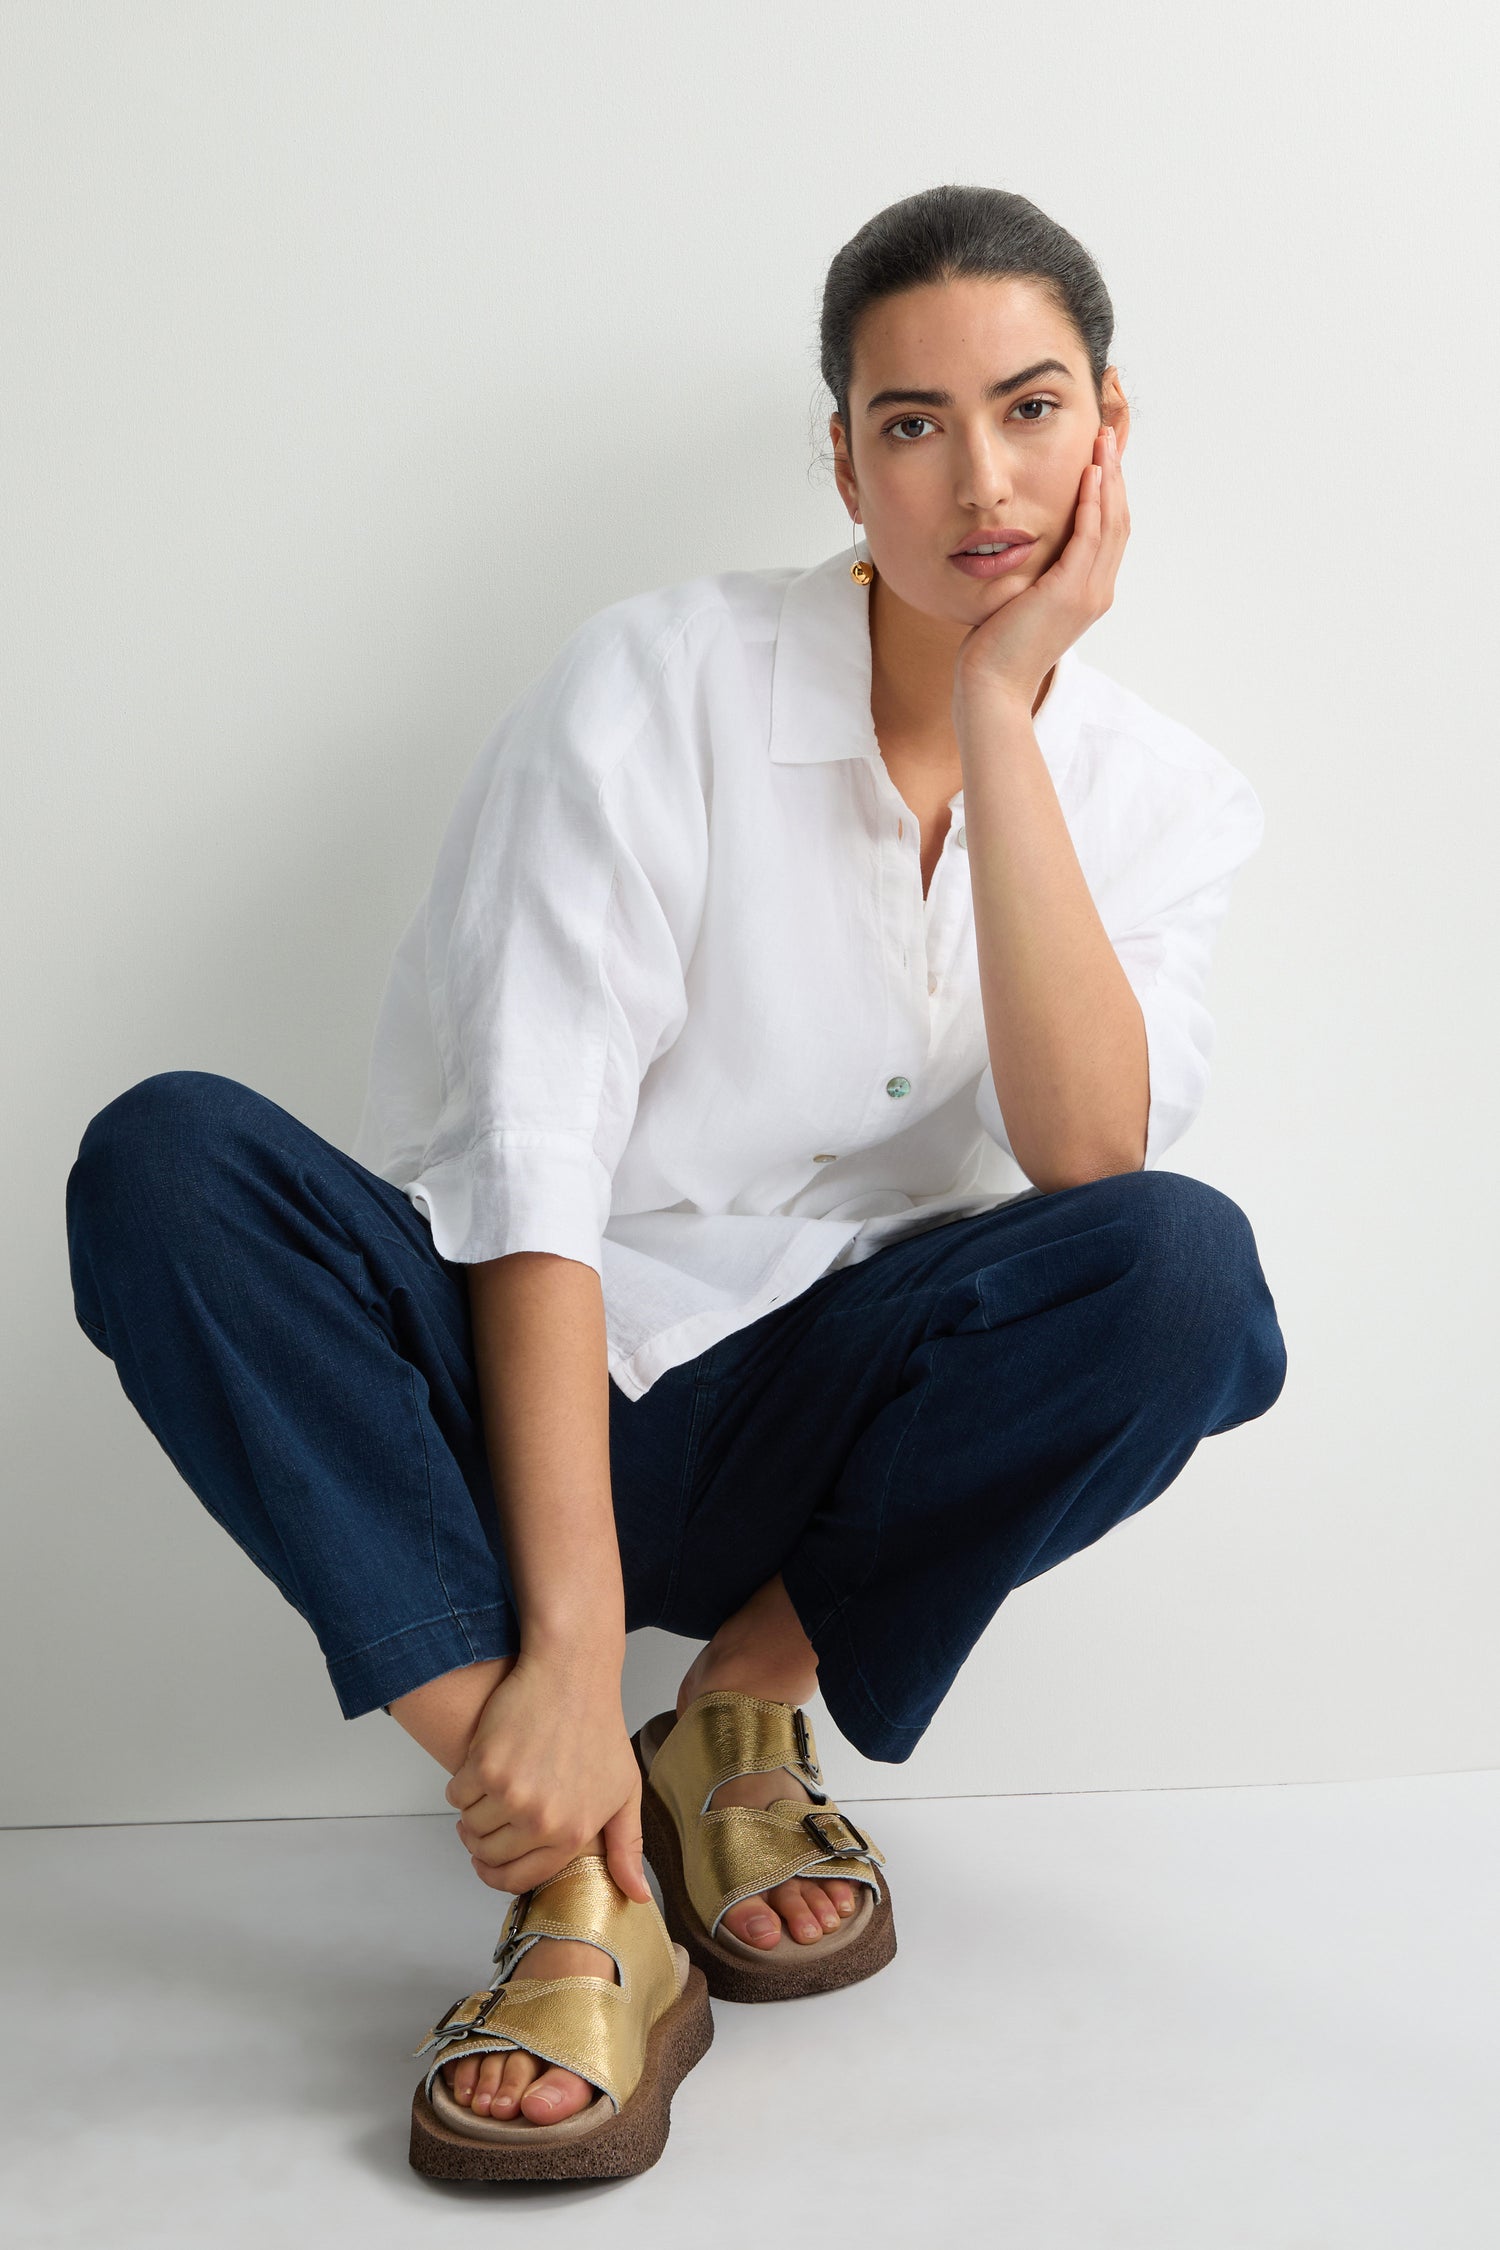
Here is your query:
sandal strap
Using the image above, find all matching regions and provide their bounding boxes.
[647,1694,885,1940]
[650,1690,827,1813]
[411,1855,678,2113]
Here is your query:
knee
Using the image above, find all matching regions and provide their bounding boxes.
[68,1070,252,1223]
[1101,1170,1288,1419]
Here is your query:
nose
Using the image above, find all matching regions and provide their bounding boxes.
[953,420,1014,514]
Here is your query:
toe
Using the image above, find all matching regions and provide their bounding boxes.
[469,2052,513,2115]
[721,1894,783,1949]
[521,2065,593,2124]
[825,1878,859,1917]
[444,2055,479,2105]
[798,1880,844,1933]
[489,2051,537,2116]
[767,1879,829,1944]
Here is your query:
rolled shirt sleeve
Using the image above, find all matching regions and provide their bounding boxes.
[355,616,695,1271]
[976,764,1265,1172]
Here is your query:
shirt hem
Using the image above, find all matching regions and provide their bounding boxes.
[607,1220,867,1400]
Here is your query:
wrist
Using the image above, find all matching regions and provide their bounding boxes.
[953,670,1039,732]
[518,1619,626,1683]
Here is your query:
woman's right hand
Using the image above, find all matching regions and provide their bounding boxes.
[443,1645,653,1905]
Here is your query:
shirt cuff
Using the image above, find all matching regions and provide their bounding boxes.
[399,1131,612,1271]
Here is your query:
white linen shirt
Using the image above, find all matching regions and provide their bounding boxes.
[351,543,1265,1401]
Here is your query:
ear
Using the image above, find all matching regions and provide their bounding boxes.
[1100,368,1131,459]
[830,414,859,518]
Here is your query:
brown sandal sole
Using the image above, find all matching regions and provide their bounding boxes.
[407,1963,714,2182]
[634,1710,897,2004]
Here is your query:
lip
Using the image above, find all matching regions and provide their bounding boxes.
[950,534,1036,581]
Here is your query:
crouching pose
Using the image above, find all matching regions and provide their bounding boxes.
[65,184,1287,2182]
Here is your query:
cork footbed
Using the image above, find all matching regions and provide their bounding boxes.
[410,1945,713,2182]
[634,1709,897,2004]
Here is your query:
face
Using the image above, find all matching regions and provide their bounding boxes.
[830,274,1129,631]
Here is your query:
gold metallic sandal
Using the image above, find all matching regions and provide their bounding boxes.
[408,1853,713,2181]
[633,1689,896,2004]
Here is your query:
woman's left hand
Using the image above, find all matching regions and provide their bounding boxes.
[953,424,1130,710]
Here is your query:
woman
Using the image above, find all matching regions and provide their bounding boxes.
[65,185,1288,2180]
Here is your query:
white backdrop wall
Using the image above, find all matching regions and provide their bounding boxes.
[3,1,1495,1825]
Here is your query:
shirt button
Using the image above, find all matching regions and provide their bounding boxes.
[812,1152,837,1163]
[927,972,938,995]
[955,825,967,850]
[885,1076,911,1099]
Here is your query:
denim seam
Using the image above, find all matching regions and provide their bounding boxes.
[328,1605,508,1666]
[406,1361,477,1667]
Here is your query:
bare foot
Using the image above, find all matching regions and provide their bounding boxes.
[708,1763,863,1949]
[440,1936,612,2124]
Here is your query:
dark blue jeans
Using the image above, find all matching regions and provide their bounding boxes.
[64,1071,1287,1762]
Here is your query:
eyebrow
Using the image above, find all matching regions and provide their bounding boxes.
[862,359,1075,413]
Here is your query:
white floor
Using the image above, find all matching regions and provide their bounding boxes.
[4,1771,1496,2249]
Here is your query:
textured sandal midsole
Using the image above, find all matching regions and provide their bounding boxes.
[408,1964,714,2182]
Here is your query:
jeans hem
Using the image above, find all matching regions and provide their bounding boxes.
[326,1603,518,1720]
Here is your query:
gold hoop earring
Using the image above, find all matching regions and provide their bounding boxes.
[850,518,873,586]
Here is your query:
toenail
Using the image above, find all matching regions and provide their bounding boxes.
[820,1913,838,1928]
[747,1914,776,1937]
[839,1898,855,1914]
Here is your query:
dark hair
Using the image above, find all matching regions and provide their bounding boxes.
[819,185,1115,438]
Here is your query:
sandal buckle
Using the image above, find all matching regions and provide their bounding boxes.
[792,1707,823,1784]
[432,1985,506,2040]
[802,1806,870,1860]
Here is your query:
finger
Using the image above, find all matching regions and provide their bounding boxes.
[452,1792,508,1839]
[487,1842,582,1894]
[444,1769,486,1812]
[602,1800,654,1905]
[455,1814,532,1865]
[469,1854,513,1891]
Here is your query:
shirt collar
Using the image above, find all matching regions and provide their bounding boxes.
[767,542,1085,796]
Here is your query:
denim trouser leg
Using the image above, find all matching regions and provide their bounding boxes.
[665,1170,1289,1761]
[65,1072,1288,1760]
[64,1070,527,1715]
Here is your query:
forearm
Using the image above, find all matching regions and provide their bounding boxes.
[954,679,1149,1190]
[464,1251,624,1670]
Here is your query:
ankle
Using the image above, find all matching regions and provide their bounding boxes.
[677,1642,817,1718]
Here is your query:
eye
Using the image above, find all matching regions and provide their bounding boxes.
[885,414,937,443]
[1011,396,1060,423]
